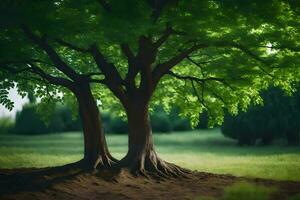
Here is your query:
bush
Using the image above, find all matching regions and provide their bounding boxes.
[55,105,82,132]
[14,104,48,134]
[169,107,191,131]
[0,117,14,134]
[197,111,209,129]
[109,117,128,134]
[151,111,172,133]
[14,103,82,135]
[221,88,300,146]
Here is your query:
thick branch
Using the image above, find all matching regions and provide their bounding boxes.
[54,38,90,53]
[90,44,123,84]
[90,44,127,102]
[0,60,74,89]
[0,65,31,74]
[28,63,74,88]
[152,43,208,85]
[120,43,135,62]
[121,44,139,90]
[153,25,173,49]
[21,25,80,81]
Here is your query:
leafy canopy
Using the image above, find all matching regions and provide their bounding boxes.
[0,0,299,126]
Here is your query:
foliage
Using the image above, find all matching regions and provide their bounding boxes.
[221,87,300,145]
[100,112,128,134]
[222,182,276,200]
[102,106,191,134]
[14,103,81,135]
[0,117,14,134]
[0,0,299,127]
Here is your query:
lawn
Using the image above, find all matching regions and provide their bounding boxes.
[0,129,300,181]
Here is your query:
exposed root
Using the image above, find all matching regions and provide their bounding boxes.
[94,154,118,170]
[117,151,191,179]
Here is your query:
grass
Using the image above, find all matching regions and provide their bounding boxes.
[197,181,276,200]
[0,129,300,181]
[222,181,276,200]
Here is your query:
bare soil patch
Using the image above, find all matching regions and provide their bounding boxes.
[0,165,299,200]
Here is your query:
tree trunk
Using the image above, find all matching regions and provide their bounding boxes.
[118,99,188,177]
[75,84,117,170]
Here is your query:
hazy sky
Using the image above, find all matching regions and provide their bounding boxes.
[0,88,28,118]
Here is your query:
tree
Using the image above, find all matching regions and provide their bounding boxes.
[1,0,299,176]
[0,1,117,169]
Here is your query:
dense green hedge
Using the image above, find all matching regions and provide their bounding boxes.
[221,88,300,146]
[102,107,208,134]
[1,103,208,135]
[14,104,81,134]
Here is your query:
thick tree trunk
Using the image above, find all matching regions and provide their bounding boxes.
[118,99,188,177]
[74,84,117,170]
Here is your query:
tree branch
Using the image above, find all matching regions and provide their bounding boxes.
[0,65,32,74]
[90,44,127,101]
[121,43,139,90]
[21,25,81,81]
[167,70,235,91]
[152,43,209,85]
[259,45,300,52]
[54,38,90,53]
[190,80,212,117]
[28,63,74,88]
[0,60,74,89]
[153,25,173,49]
[90,44,123,84]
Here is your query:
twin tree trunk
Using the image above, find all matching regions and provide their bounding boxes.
[74,84,116,170]
[118,98,187,177]
[73,84,186,176]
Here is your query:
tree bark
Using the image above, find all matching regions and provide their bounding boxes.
[118,98,188,177]
[74,84,117,170]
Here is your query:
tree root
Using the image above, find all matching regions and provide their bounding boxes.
[94,154,118,170]
[117,151,191,179]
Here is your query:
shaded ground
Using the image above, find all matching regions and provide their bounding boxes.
[0,166,299,200]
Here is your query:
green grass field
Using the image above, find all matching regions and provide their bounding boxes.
[0,129,300,181]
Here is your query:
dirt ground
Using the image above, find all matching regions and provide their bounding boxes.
[0,165,299,200]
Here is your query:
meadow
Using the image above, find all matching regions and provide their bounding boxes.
[0,129,300,181]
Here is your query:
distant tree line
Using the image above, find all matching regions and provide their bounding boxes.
[0,103,209,135]
[222,87,300,146]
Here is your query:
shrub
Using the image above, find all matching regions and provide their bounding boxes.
[0,117,14,134]
[151,111,172,133]
[14,104,48,134]
[197,111,209,129]
[109,117,128,134]
[169,107,191,131]
[14,103,82,134]
[221,88,300,146]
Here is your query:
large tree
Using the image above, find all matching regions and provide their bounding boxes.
[0,1,118,170]
[1,0,299,176]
